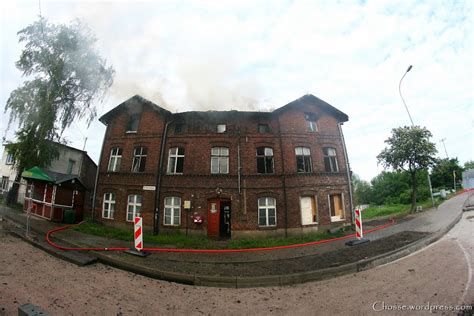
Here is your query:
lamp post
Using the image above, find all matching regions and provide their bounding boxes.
[399,65,415,126]
[399,65,435,207]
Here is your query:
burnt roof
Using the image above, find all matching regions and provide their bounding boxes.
[99,95,171,125]
[99,93,348,124]
[274,94,348,122]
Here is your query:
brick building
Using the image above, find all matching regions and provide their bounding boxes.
[94,94,353,238]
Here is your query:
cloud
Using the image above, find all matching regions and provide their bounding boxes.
[0,0,472,181]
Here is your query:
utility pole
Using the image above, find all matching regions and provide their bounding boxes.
[440,138,449,159]
[399,65,435,207]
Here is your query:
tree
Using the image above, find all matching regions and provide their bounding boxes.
[377,126,437,212]
[464,160,474,170]
[431,158,463,190]
[4,17,114,204]
[352,174,372,206]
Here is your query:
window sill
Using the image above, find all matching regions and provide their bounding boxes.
[167,173,183,175]
[302,222,318,226]
[258,225,277,229]
[102,217,115,220]
[330,217,345,222]
[125,131,137,134]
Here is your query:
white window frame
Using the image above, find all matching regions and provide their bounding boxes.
[295,147,312,173]
[300,196,318,225]
[211,147,229,174]
[132,147,147,173]
[102,193,115,219]
[217,124,226,133]
[164,197,181,226]
[1,176,9,191]
[305,113,318,132]
[258,197,277,227]
[5,153,14,165]
[328,193,345,222]
[167,147,185,174]
[126,194,142,222]
[323,147,339,172]
[108,147,122,172]
[256,147,274,174]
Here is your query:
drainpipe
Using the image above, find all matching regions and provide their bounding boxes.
[153,119,173,235]
[91,130,107,222]
[277,115,289,237]
[237,129,241,194]
[338,122,354,224]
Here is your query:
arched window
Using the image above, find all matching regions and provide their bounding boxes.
[256,147,274,174]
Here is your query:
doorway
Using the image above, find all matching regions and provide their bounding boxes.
[207,199,231,238]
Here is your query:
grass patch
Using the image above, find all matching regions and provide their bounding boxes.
[362,198,445,220]
[362,204,410,220]
[73,220,211,249]
[228,228,352,249]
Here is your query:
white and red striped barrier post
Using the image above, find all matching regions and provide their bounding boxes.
[134,216,143,251]
[355,209,363,239]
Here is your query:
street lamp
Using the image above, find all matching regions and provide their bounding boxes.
[398,65,435,207]
[399,65,415,126]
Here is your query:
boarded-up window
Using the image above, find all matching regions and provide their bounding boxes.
[329,194,344,221]
[300,196,318,225]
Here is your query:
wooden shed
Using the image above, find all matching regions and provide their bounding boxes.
[21,166,86,223]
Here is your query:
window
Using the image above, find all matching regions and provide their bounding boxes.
[102,193,115,219]
[5,153,13,165]
[258,124,270,133]
[217,124,226,133]
[329,194,344,221]
[323,147,339,172]
[300,196,318,225]
[167,147,185,174]
[164,197,181,225]
[211,147,229,174]
[67,159,75,175]
[256,147,274,174]
[295,147,312,173]
[126,194,142,222]
[305,113,318,132]
[132,147,147,172]
[1,176,9,192]
[258,197,276,226]
[175,123,184,134]
[126,114,140,132]
[108,147,122,172]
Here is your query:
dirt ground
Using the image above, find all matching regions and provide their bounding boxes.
[110,231,429,277]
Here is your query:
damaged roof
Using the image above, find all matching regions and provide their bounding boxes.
[99,93,348,124]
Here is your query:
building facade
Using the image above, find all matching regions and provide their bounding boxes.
[0,143,97,209]
[94,94,353,238]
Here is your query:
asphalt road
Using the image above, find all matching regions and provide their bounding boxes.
[0,211,473,315]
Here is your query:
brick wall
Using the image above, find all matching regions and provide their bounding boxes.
[95,95,353,237]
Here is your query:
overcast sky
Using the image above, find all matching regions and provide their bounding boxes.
[1,0,473,181]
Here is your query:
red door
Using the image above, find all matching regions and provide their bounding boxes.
[207,200,220,237]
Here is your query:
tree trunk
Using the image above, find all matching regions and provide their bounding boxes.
[410,171,417,213]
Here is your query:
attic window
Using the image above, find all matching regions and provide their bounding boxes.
[175,123,184,134]
[217,124,226,133]
[304,113,318,132]
[126,114,140,133]
[258,124,270,133]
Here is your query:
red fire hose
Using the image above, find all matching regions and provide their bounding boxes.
[46,219,395,253]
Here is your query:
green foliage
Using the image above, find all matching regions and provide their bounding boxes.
[377,126,437,173]
[227,229,350,249]
[377,126,437,211]
[362,204,410,220]
[463,160,474,170]
[4,17,114,175]
[353,175,373,205]
[431,158,463,190]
